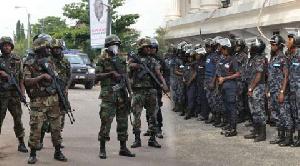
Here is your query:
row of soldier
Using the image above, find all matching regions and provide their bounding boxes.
[0,34,172,164]
[166,32,300,146]
[0,34,71,164]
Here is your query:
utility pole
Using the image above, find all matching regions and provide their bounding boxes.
[106,0,111,36]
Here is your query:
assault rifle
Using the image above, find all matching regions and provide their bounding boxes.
[110,55,133,124]
[0,59,30,111]
[127,51,172,100]
[38,58,75,124]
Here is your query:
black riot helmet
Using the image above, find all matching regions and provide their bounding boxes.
[246,38,266,54]
[150,38,159,53]
[235,38,246,52]
[218,38,236,55]
[270,34,285,50]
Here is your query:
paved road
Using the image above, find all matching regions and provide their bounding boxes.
[0,85,299,166]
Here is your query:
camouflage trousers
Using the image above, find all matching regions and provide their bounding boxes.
[132,88,158,134]
[0,92,25,137]
[28,95,62,149]
[205,77,216,115]
[173,77,185,104]
[270,91,292,129]
[236,80,249,116]
[98,94,129,142]
[248,84,266,125]
[289,91,300,129]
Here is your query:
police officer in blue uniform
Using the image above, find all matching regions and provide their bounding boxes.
[244,38,267,142]
[217,38,240,137]
[286,31,300,147]
[194,48,209,121]
[182,49,197,120]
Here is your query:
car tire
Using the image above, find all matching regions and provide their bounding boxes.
[69,83,75,88]
[85,81,94,89]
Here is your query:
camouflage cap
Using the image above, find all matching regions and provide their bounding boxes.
[136,38,152,50]
[0,36,14,50]
[50,39,64,48]
[105,34,121,47]
[33,37,50,51]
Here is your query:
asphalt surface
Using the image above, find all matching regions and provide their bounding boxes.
[0,85,299,166]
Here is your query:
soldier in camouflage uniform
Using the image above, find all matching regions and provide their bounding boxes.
[143,38,165,138]
[267,35,293,146]
[0,36,28,153]
[287,32,300,147]
[182,49,197,120]
[95,35,135,159]
[50,39,71,131]
[235,38,249,123]
[244,38,267,142]
[129,38,169,149]
[24,36,67,164]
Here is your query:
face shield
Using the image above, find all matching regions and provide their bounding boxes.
[195,48,207,55]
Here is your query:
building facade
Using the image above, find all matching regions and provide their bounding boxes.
[164,0,300,47]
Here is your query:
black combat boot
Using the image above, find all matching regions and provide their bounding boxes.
[216,113,228,128]
[18,137,28,153]
[179,105,185,116]
[119,141,135,157]
[131,132,141,148]
[225,123,237,137]
[279,129,294,147]
[244,124,259,139]
[148,133,161,148]
[99,141,106,159]
[156,127,163,138]
[184,108,192,120]
[54,145,67,161]
[28,148,37,164]
[36,132,45,151]
[254,125,266,142]
[291,130,300,147]
[213,112,221,126]
[270,127,285,144]
[205,114,215,124]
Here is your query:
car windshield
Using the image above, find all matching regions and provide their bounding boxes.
[65,55,84,64]
[79,54,91,64]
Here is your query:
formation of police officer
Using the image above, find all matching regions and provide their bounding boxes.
[167,30,300,144]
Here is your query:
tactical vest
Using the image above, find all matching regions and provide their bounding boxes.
[0,54,22,91]
[130,56,157,88]
[205,52,217,77]
[98,55,127,87]
[24,59,57,98]
[52,54,70,86]
[219,56,237,78]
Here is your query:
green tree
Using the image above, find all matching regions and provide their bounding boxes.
[61,0,140,58]
[154,27,169,56]
[31,16,67,37]
[14,20,25,42]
